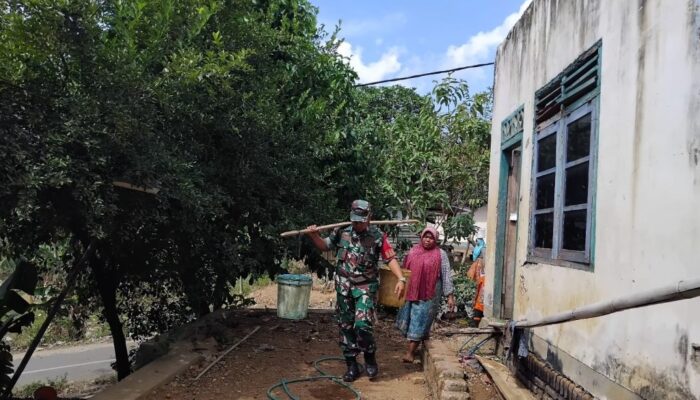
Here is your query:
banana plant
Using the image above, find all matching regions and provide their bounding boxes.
[0,261,38,392]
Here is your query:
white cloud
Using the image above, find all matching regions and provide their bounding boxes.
[332,1,533,92]
[444,0,532,67]
[338,41,402,83]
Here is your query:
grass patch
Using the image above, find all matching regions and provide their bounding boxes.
[13,374,117,398]
[232,274,273,297]
[14,375,69,398]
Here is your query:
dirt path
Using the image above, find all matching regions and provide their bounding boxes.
[155,283,499,400]
[156,312,431,400]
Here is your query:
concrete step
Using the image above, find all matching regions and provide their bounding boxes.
[92,344,202,400]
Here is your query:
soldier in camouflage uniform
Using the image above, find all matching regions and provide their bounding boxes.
[306,200,406,382]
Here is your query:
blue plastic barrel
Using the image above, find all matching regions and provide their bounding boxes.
[276,274,313,320]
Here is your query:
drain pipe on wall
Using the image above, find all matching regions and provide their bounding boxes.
[512,278,700,329]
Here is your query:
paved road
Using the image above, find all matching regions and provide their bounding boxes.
[13,341,136,386]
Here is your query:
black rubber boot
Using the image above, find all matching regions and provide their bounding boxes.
[343,356,363,382]
[364,352,379,379]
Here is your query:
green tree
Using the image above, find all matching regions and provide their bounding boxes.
[0,0,491,385]
[334,78,492,241]
[0,0,355,380]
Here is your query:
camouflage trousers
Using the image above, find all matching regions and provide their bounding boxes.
[335,281,378,358]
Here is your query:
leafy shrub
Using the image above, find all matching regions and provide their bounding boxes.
[451,260,477,313]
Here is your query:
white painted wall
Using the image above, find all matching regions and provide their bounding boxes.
[485,0,700,398]
[430,205,488,244]
[473,205,488,239]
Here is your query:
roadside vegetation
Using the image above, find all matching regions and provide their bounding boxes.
[9,313,109,350]
[0,0,491,391]
[14,374,116,398]
[13,376,70,399]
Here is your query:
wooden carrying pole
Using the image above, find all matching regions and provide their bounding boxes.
[280,219,420,238]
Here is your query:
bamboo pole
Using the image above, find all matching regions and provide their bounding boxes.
[438,327,499,336]
[512,278,700,329]
[194,325,261,380]
[280,219,420,238]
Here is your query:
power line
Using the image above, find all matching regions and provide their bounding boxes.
[353,62,495,87]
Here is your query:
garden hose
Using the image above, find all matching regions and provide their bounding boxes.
[266,356,362,400]
[457,335,479,354]
[459,334,494,357]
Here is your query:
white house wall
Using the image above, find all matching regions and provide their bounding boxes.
[473,205,488,237]
[485,0,700,398]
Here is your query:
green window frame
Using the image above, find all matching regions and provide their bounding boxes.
[529,41,601,269]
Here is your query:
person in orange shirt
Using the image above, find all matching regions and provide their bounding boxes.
[467,234,485,326]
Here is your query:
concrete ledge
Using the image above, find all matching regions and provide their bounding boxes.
[91,343,202,400]
[422,339,470,400]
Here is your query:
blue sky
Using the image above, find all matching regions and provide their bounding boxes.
[311,0,532,94]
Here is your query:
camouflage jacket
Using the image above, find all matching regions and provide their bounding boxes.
[325,225,395,288]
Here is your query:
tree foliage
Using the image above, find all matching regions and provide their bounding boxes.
[0,260,38,391]
[0,0,492,385]
[337,78,491,241]
[1,0,356,381]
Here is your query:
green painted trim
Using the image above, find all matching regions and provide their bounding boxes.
[493,151,509,318]
[493,136,523,318]
[563,89,600,115]
[589,50,603,272]
[501,105,525,126]
[495,104,525,318]
[527,93,539,260]
[500,105,525,144]
[525,255,591,271]
[528,40,603,270]
[506,144,524,318]
[534,40,602,99]
[501,130,523,151]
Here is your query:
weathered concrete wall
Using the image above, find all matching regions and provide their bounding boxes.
[484,0,700,399]
[517,352,595,400]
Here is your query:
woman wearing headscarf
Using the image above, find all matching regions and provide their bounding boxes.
[396,227,455,363]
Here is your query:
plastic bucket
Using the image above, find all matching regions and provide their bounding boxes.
[378,267,411,308]
[276,274,313,320]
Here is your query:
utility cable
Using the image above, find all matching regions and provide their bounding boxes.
[354,62,495,87]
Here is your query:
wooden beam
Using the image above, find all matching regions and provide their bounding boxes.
[476,356,536,400]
